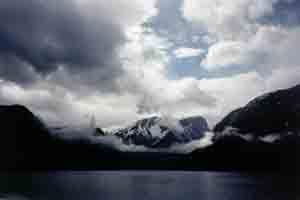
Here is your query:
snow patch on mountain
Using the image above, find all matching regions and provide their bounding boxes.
[216,126,298,144]
[215,126,255,142]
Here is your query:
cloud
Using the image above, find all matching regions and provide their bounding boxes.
[181,0,300,78]
[201,25,300,75]
[135,77,217,115]
[0,0,123,84]
[118,28,217,117]
[196,67,300,126]
[265,67,300,90]
[0,21,217,129]
[168,131,214,153]
[182,0,278,39]
[201,41,254,71]
[196,72,266,126]
[0,55,39,84]
[0,0,158,91]
[50,125,214,154]
[0,0,299,130]
[173,47,205,58]
[93,132,213,154]
[1,24,297,129]
[0,79,139,128]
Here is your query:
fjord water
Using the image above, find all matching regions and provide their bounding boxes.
[0,171,296,200]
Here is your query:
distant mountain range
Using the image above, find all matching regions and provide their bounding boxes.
[0,84,299,171]
[113,116,209,148]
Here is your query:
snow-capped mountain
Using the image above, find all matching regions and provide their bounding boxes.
[113,116,210,148]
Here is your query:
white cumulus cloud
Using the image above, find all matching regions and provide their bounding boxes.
[173,47,205,58]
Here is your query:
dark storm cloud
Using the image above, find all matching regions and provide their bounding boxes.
[0,0,124,85]
[264,0,300,27]
[0,54,39,84]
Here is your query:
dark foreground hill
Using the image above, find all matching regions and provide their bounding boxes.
[191,84,300,171]
[0,105,122,170]
[0,105,51,168]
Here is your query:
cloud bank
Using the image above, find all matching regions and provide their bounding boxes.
[0,0,299,130]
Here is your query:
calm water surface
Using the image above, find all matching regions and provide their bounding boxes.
[0,171,297,200]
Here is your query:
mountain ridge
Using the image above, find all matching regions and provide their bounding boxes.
[0,84,299,171]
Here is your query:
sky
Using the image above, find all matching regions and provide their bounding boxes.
[0,0,299,128]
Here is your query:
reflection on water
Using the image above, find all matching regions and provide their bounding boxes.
[0,171,296,200]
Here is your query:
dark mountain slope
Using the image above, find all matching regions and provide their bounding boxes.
[0,105,120,170]
[190,85,300,172]
[214,84,300,136]
[0,105,52,168]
